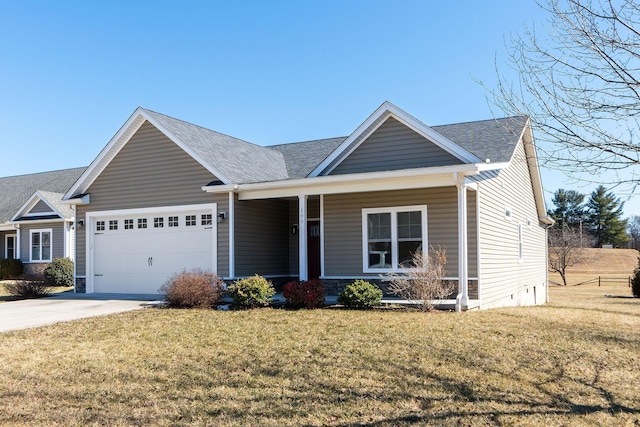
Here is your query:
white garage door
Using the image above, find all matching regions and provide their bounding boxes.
[90,205,216,294]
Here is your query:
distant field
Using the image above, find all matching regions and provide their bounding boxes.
[549,248,637,286]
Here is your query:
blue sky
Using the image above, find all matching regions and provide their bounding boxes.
[1,1,635,215]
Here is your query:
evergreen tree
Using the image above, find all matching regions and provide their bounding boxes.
[547,189,585,230]
[585,186,629,248]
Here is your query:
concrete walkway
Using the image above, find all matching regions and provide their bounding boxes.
[0,292,161,333]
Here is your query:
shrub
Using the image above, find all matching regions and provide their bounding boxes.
[283,279,325,309]
[160,269,224,308]
[3,280,52,298]
[228,275,275,308]
[384,247,454,311]
[44,258,74,287]
[338,279,383,309]
[632,256,640,297]
[0,259,23,279]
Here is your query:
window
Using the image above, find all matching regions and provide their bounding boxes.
[186,215,196,226]
[124,219,134,230]
[96,221,105,231]
[109,220,118,231]
[138,218,147,229]
[168,216,179,227]
[201,214,212,226]
[362,206,427,272]
[518,223,524,263]
[154,217,164,228]
[505,205,513,221]
[5,235,16,259]
[30,229,52,262]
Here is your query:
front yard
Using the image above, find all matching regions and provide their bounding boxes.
[0,282,638,426]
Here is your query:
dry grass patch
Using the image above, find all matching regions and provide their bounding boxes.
[0,284,639,425]
[0,281,73,302]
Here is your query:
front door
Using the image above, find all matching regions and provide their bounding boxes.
[5,235,16,259]
[307,221,321,279]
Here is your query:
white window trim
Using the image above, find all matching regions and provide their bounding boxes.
[362,205,428,273]
[30,228,53,263]
[5,234,16,259]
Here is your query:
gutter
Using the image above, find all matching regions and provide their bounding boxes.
[202,162,509,197]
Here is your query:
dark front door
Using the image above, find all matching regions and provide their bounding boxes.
[307,221,321,279]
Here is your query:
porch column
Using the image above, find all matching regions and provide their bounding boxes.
[298,194,308,281]
[456,176,469,311]
[228,191,235,279]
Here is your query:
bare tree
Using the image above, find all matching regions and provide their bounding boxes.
[628,215,640,249]
[383,247,454,311]
[492,0,640,189]
[548,226,588,286]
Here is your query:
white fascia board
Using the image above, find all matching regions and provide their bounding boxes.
[309,101,482,177]
[520,119,553,224]
[63,108,231,201]
[0,223,18,231]
[214,164,483,200]
[60,194,91,205]
[309,102,394,177]
[9,218,64,225]
[10,191,65,222]
[63,109,147,200]
[200,183,239,194]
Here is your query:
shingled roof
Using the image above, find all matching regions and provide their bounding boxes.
[143,109,289,184]
[0,168,86,224]
[432,116,528,164]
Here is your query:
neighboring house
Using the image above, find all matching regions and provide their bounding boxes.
[57,101,552,310]
[0,168,86,276]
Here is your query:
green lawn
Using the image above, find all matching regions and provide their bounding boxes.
[0,282,638,426]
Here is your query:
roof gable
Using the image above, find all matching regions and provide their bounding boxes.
[64,108,290,200]
[0,168,85,225]
[328,116,464,175]
[11,191,72,222]
[310,101,482,176]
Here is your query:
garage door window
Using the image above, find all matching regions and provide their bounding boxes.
[202,214,212,226]
[30,229,52,262]
[96,221,105,231]
[168,216,178,227]
[124,219,134,230]
[186,215,196,226]
[109,220,118,231]
[154,217,164,228]
[138,218,147,229]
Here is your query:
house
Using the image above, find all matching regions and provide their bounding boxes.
[55,101,552,310]
[0,168,86,276]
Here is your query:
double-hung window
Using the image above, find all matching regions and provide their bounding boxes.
[362,205,427,272]
[30,229,52,262]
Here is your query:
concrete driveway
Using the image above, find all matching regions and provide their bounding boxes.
[0,292,162,333]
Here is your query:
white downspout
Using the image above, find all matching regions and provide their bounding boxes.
[71,205,77,293]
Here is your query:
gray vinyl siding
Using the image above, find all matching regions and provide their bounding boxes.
[234,198,289,276]
[75,121,229,277]
[19,222,65,262]
[330,117,463,175]
[476,139,547,306]
[323,187,478,278]
[29,200,53,214]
